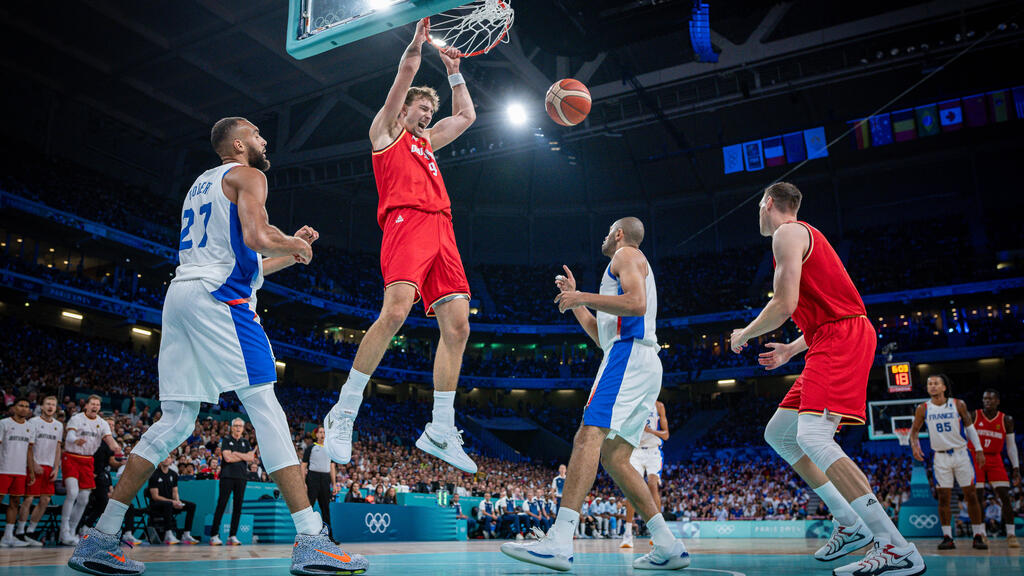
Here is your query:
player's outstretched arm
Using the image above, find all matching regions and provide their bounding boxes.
[228,167,311,262]
[263,226,319,275]
[427,47,476,151]
[730,224,806,352]
[370,18,429,146]
[909,403,927,461]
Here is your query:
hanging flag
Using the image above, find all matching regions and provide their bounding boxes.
[762,136,785,166]
[915,104,940,137]
[988,90,1008,123]
[783,132,806,163]
[1012,86,1024,119]
[803,126,828,159]
[868,114,893,146]
[722,144,744,174]
[847,119,870,150]
[962,94,987,127]
[891,108,916,142]
[743,140,764,171]
[938,99,963,131]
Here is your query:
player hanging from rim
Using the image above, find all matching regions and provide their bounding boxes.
[620,400,668,549]
[973,388,1021,548]
[732,182,924,576]
[907,374,988,550]
[324,18,478,474]
[502,217,690,572]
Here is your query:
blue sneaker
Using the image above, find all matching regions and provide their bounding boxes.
[290,524,368,575]
[67,527,145,576]
[633,539,691,570]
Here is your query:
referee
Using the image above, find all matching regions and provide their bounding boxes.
[210,418,252,546]
[302,427,337,536]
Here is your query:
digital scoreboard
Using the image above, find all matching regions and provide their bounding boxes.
[885,362,913,393]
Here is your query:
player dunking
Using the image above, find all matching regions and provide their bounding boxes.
[974,388,1021,548]
[908,374,988,550]
[324,18,478,473]
[620,400,668,549]
[731,182,924,576]
[68,117,367,576]
[502,217,690,572]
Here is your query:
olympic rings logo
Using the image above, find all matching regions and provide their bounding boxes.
[715,524,736,535]
[909,514,939,529]
[365,512,391,534]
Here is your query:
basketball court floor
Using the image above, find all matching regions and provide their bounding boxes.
[2,538,1020,575]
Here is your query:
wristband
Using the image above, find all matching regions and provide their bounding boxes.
[448,73,465,88]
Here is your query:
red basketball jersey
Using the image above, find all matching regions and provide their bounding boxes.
[371,129,451,229]
[775,221,867,343]
[975,410,1006,455]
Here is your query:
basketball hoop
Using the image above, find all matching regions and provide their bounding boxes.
[426,0,514,58]
[895,428,911,447]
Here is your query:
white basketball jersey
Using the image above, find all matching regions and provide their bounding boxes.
[638,408,663,448]
[925,399,966,451]
[172,162,264,305]
[596,248,658,351]
[0,417,31,475]
[29,416,63,468]
[65,413,112,456]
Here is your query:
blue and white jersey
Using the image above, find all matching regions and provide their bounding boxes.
[925,399,966,451]
[638,408,663,448]
[172,162,264,307]
[596,248,657,351]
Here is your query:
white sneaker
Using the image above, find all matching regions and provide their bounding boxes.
[323,403,356,465]
[633,539,691,570]
[1,535,30,548]
[181,533,199,545]
[209,535,223,546]
[415,422,478,474]
[620,533,634,548]
[815,518,873,561]
[123,533,143,546]
[19,534,43,547]
[500,528,574,572]
[832,536,925,576]
[60,531,79,546]
[164,531,180,545]
[227,536,242,546]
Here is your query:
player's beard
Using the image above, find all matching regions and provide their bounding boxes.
[248,147,271,171]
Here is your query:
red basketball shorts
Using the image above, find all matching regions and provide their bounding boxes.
[26,465,55,496]
[62,453,96,490]
[0,474,27,496]
[380,208,470,317]
[974,454,1010,487]
[779,315,876,425]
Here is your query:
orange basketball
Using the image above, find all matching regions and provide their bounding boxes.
[545,78,591,127]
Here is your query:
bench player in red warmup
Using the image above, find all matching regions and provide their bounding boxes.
[730,182,925,576]
[324,19,478,474]
[974,388,1021,548]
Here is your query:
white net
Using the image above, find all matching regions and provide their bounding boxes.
[895,429,911,446]
[427,0,514,57]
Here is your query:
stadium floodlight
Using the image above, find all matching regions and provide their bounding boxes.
[132,327,152,336]
[62,311,83,320]
[507,102,527,125]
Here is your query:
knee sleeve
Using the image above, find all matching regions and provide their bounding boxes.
[764,409,804,465]
[134,401,201,466]
[237,385,299,474]
[795,412,846,472]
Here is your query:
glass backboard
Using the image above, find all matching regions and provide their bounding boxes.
[867,398,928,440]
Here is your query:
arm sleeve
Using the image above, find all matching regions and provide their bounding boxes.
[302,445,313,463]
[65,427,78,444]
[1007,433,1019,468]
[965,425,982,452]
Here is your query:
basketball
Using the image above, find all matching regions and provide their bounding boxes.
[545,79,591,127]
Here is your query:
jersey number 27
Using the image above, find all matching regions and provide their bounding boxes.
[179,202,212,250]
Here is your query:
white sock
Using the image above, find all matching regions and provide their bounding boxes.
[942,524,952,538]
[432,390,456,429]
[552,507,580,544]
[1007,524,1016,536]
[292,506,323,536]
[646,513,675,548]
[338,369,370,413]
[624,522,633,537]
[972,524,985,537]
[27,522,38,533]
[15,521,26,535]
[3,525,13,539]
[184,531,192,539]
[813,482,860,526]
[96,500,129,535]
[850,493,908,547]
[165,530,174,539]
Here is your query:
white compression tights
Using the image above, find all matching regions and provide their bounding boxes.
[236,385,299,474]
